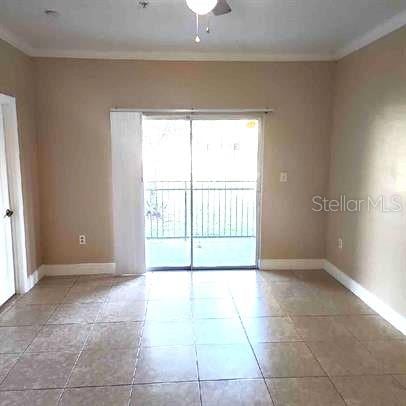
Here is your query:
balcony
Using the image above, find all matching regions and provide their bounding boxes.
[144,181,257,269]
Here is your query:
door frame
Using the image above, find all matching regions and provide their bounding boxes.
[143,113,265,271]
[0,94,29,294]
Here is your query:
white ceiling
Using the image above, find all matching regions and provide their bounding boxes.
[0,0,406,60]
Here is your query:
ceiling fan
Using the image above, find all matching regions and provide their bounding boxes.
[185,0,232,43]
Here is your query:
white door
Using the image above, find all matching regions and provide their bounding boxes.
[0,106,15,306]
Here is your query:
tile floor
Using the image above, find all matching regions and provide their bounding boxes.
[0,269,405,405]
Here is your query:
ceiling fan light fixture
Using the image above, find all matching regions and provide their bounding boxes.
[186,0,218,15]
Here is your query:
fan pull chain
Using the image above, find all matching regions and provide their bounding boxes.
[195,13,201,43]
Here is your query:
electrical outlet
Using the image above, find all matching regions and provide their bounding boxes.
[280,172,288,183]
[79,235,87,245]
[338,238,343,250]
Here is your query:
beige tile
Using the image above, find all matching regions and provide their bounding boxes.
[85,322,143,350]
[142,321,195,346]
[394,375,406,389]
[0,389,62,406]
[235,297,284,317]
[278,296,334,316]
[320,292,375,315]
[201,379,273,406]
[68,349,137,387]
[197,344,261,380]
[18,287,70,305]
[96,301,147,322]
[0,354,20,383]
[254,342,324,378]
[60,386,131,406]
[338,315,403,340]
[291,316,353,341]
[0,305,56,326]
[146,300,191,321]
[194,318,248,344]
[1,352,77,389]
[0,326,41,353]
[261,270,301,283]
[63,284,111,304]
[266,377,345,406]
[131,382,200,406]
[134,345,198,383]
[27,324,91,352]
[332,375,406,406]
[37,276,77,287]
[47,303,102,324]
[191,298,237,319]
[307,339,382,376]
[363,340,406,374]
[243,317,300,343]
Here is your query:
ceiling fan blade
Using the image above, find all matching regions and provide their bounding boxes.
[212,0,232,16]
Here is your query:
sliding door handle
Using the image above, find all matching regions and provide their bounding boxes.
[4,209,14,218]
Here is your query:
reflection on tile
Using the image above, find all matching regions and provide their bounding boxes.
[332,375,406,406]
[131,382,200,406]
[27,324,90,352]
[243,317,300,343]
[68,349,137,387]
[253,342,324,378]
[266,377,345,406]
[194,318,247,344]
[0,354,20,383]
[307,339,381,376]
[201,379,273,406]
[85,322,143,350]
[0,326,41,353]
[291,316,352,341]
[337,315,403,340]
[191,298,237,319]
[47,303,102,324]
[0,389,62,406]
[197,344,261,380]
[60,386,131,406]
[191,283,230,299]
[146,300,191,321]
[235,297,284,317]
[134,346,198,383]
[363,340,406,374]
[0,305,56,326]
[1,352,77,389]
[142,321,195,346]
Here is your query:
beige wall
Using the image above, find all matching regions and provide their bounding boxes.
[0,39,41,275]
[327,26,406,315]
[34,59,334,264]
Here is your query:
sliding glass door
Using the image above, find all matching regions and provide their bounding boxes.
[143,115,260,270]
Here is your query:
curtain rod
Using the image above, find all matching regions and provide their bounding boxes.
[111,108,273,114]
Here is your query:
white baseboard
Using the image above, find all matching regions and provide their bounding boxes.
[260,259,324,270]
[41,263,116,276]
[324,260,406,335]
[23,266,46,293]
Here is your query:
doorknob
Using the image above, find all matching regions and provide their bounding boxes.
[4,209,14,218]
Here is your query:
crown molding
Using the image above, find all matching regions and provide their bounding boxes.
[30,48,335,62]
[335,9,406,59]
[0,23,34,56]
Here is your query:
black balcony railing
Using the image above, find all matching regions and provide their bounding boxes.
[145,181,257,240]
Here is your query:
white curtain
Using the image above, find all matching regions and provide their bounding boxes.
[110,111,145,274]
